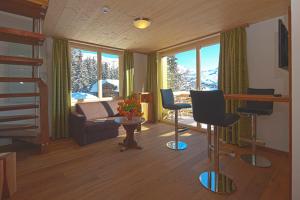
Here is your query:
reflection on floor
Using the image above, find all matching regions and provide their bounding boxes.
[178,115,197,127]
[167,114,208,129]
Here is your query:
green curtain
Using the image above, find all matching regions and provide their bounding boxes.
[218,27,251,145]
[123,51,134,97]
[146,53,159,122]
[52,38,71,139]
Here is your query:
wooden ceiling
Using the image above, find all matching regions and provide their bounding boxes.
[44,0,289,53]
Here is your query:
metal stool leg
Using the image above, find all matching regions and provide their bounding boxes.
[199,126,236,194]
[166,109,187,150]
[207,125,212,161]
[240,114,271,168]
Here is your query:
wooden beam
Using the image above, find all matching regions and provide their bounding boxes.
[0,104,39,111]
[0,93,40,98]
[0,0,47,19]
[0,55,43,66]
[0,27,45,45]
[0,115,38,123]
[0,124,38,132]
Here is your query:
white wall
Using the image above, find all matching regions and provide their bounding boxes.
[133,53,148,93]
[292,0,300,199]
[247,16,289,152]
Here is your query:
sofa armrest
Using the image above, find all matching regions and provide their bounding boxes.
[70,112,87,145]
[70,112,86,122]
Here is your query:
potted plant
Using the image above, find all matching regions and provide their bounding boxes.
[117,94,143,120]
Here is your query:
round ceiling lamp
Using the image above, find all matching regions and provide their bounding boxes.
[102,6,111,14]
[133,17,151,29]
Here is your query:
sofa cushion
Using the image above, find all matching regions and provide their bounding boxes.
[85,117,120,134]
[76,100,120,120]
[104,100,119,116]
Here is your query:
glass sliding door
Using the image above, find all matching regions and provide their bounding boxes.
[162,49,197,127]
[160,42,220,130]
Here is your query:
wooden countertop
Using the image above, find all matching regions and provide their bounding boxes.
[224,94,290,102]
[174,93,290,103]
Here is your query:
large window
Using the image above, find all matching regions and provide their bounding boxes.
[161,41,220,128]
[70,46,121,102]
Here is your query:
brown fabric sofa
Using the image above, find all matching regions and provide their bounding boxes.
[70,100,121,146]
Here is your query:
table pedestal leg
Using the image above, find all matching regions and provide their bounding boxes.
[119,124,142,152]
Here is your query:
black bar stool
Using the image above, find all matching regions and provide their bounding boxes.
[237,88,275,168]
[160,89,191,150]
[190,90,239,194]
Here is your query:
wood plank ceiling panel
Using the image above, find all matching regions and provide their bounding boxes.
[44,0,290,53]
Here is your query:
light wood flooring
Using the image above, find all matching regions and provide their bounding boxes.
[2,123,289,200]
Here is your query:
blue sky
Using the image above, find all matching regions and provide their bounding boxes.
[175,43,220,72]
[102,53,119,59]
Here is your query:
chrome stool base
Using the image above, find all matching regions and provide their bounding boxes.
[199,170,236,194]
[240,154,271,168]
[166,141,187,150]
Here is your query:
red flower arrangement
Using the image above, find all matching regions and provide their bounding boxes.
[117,94,143,120]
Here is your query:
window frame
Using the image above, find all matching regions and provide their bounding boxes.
[69,42,124,104]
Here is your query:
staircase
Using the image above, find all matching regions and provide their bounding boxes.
[0,0,49,152]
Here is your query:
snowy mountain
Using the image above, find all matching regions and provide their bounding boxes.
[201,68,218,90]
[175,67,218,91]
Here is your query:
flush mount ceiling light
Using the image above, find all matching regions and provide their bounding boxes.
[102,6,111,14]
[133,18,151,29]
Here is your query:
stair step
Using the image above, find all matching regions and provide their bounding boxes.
[0,27,45,45]
[0,77,40,82]
[0,104,39,111]
[0,130,38,137]
[16,137,41,145]
[0,124,38,131]
[0,115,38,122]
[0,93,40,98]
[0,55,43,66]
[0,0,48,19]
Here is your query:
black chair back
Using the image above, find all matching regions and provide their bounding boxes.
[160,89,175,109]
[246,88,275,111]
[190,90,225,125]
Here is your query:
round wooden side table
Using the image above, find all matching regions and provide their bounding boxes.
[114,117,145,152]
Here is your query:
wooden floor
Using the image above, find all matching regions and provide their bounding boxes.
[3,123,289,200]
